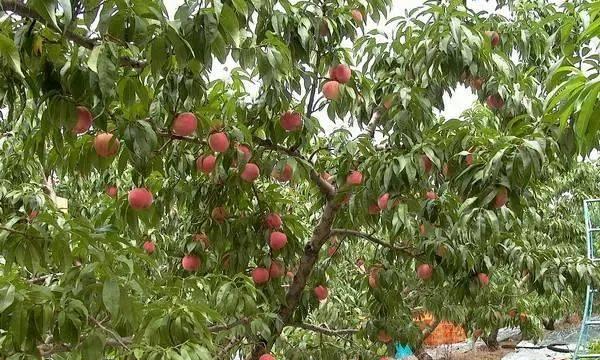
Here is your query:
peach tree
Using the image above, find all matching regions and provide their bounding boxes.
[0,0,598,359]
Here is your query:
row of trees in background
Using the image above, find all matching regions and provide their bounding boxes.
[0,0,599,359]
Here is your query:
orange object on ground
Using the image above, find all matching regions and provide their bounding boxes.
[413,312,466,346]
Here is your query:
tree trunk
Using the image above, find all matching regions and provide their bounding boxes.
[483,328,499,350]
[248,199,340,359]
[414,348,433,360]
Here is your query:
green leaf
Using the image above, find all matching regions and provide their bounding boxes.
[30,0,60,30]
[220,5,240,46]
[0,33,24,77]
[102,278,120,317]
[58,0,72,30]
[0,285,16,313]
[81,332,105,360]
[232,0,248,17]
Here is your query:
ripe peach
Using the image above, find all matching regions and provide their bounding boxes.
[416,263,433,280]
[182,255,201,271]
[193,233,210,249]
[421,154,432,173]
[211,207,227,223]
[377,330,392,343]
[269,260,285,278]
[465,153,474,166]
[321,172,334,183]
[265,213,282,229]
[272,163,293,182]
[477,273,490,287]
[383,95,394,110]
[368,267,380,288]
[94,133,120,157]
[172,112,197,136]
[332,64,352,84]
[436,244,448,257]
[28,210,39,221]
[419,223,426,236]
[269,231,288,250]
[486,94,504,109]
[314,285,329,300]
[494,186,508,208]
[128,188,153,210]
[106,186,118,198]
[368,204,381,215]
[469,77,484,90]
[327,245,338,257]
[73,106,93,134]
[237,144,252,161]
[143,241,156,254]
[259,354,275,360]
[425,191,438,200]
[241,163,260,182]
[252,267,270,285]
[208,132,230,152]
[519,313,527,322]
[286,271,294,280]
[346,170,363,186]
[196,155,216,174]
[280,111,302,132]
[508,309,517,319]
[378,193,390,210]
[351,9,363,24]
[485,30,500,47]
[322,81,340,100]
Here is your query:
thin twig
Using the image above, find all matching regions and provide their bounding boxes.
[329,228,420,257]
[89,316,131,350]
[293,323,358,336]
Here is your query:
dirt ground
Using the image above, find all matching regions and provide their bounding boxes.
[449,346,513,360]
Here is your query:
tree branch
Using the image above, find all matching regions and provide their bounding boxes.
[89,316,131,350]
[249,199,341,359]
[157,131,206,145]
[293,323,358,336]
[208,317,250,332]
[329,228,420,257]
[0,0,145,68]
[253,137,336,198]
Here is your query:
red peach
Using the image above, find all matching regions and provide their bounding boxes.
[106,186,118,198]
[425,191,438,200]
[128,188,153,210]
[259,354,276,360]
[280,111,302,132]
[314,285,329,300]
[332,64,352,84]
[368,204,381,215]
[351,9,363,24]
[252,267,270,285]
[265,213,283,229]
[237,144,252,161]
[494,187,508,208]
[378,193,390,210]
[193,233,210,249]
[322,81,340,100]
[172,112,197,136]
[485,30,500,47]
[486,94,504,109]
[269,260,285,279]
[94,133,120,157]
[182,255,201,271]
[346,170,363,186]
[73,106,93,134]
[478,273,490,287]
[269,231,288,251]
[196,154,216,174]
[240,163,260,182]
[416,263,433,280]
[211,207,227,223]
[377,330,392,343]
[208,132,230,152]
[421,154,432,173]
[143,241,156,254]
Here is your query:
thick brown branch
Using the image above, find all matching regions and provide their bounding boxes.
[0,0,145,68]
[329,228,420,257]
[293,323,358,336]
[249,199,340,359]
[253,137,336,198]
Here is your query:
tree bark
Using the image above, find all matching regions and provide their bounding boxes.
[483,328,499,350]
[248,199,339,359]
[543,318,556,330]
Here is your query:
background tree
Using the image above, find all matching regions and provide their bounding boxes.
[0,0,598,359]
